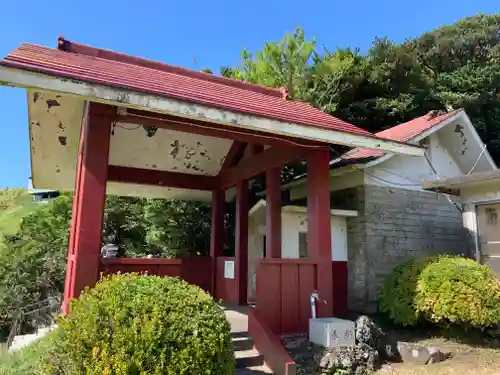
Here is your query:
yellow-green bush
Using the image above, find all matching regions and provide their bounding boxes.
[416,256,500,327]
[40,273,235,375]
[380,256,500,328]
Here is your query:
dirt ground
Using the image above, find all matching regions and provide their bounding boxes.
[378,335,500,375]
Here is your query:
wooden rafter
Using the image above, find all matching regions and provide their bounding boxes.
[220,141,248,171]
[107,165,217,191]
[217,146,311,189]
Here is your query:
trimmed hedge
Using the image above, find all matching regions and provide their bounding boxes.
[380,256,500,328]
[40,273,235,375]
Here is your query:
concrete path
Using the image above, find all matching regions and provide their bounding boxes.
[9,324,57,352]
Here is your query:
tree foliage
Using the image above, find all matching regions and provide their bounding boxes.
[227,14,500,161]
[0,195,72,326]
[0,194,212,332]
[222,27,316,99]
[102,197,212,258]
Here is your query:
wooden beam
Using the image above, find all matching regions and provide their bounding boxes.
[307,149,334,317]
[107,165,217,190]
[217,146,309,189]
[248,143,265,156]
[120,110,322,148]
[220,141,248,171]
[235,180,249,305]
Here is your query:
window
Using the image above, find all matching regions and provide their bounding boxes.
[298,232,308,259]
[486,207,498,225]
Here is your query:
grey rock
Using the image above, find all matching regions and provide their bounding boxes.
[317,343,378,375]
[355,315,400,361]
[289,316,450,374]
[396,341,450,365]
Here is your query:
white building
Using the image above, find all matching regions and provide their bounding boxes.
[273,109,496,312]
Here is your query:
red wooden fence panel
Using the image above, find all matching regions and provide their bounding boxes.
[215,257,239,304]
[99,257,211,291]
[255,259,317,335]
[181,256,212,293]
[332,261,348,316]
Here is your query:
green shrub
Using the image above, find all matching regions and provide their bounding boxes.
[416,256,500,327]
[40,273,235,375]
[380,256,500,328]
[379,257,434,326]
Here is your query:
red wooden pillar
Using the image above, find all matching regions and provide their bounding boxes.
[266,167,282,258]
[62,104,86,313]
[62,102,113,313]
[235,180,249,305]
[307,149,334,317]
[210,190,225,297]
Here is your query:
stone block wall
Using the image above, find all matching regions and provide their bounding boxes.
[333,185,466,313]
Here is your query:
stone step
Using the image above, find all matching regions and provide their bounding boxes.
[236,365,274,374]
[235,348,264,369]
[231,330,251,339]
[232,335,254,351]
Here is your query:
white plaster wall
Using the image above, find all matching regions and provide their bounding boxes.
[290,134,464,199]
[247,217,263,300]
[460,182,500,204]
[438,118,495,173]
[289,170,364,200]
[364,134,463,191]
[282,212,348,261]
[247,211,349,262]
[429,133,465,177]
[462,203,479,260]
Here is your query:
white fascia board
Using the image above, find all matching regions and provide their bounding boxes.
[0,66,424,157]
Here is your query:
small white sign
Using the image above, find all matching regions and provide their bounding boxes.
[224,260,235,279]
[309,317,355,348]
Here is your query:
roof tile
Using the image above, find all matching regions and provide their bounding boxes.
[1,39,373,137]
[336,110,461,165]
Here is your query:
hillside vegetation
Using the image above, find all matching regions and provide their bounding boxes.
[0,189,36,248]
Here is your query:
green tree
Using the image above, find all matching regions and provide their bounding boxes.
[0,195,72,325]
[0,193,214,331]
[143,199,212,258]
[227,14,500,163]
[224,27,316,99]
[409,14,500,159]
[102,195,148,255]
[310,14,500,159]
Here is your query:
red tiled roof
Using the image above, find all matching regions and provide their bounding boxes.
[335,110,461,165]
[0,38,373,137]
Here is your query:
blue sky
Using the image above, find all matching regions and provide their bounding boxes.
[0,1,498,188]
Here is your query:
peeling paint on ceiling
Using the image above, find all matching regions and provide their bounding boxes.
[27,89,232,200]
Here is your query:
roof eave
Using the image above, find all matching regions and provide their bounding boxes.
[422,171,500,194]
[0,65,424,157]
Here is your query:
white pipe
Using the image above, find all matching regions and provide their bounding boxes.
[310,291,319,319]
